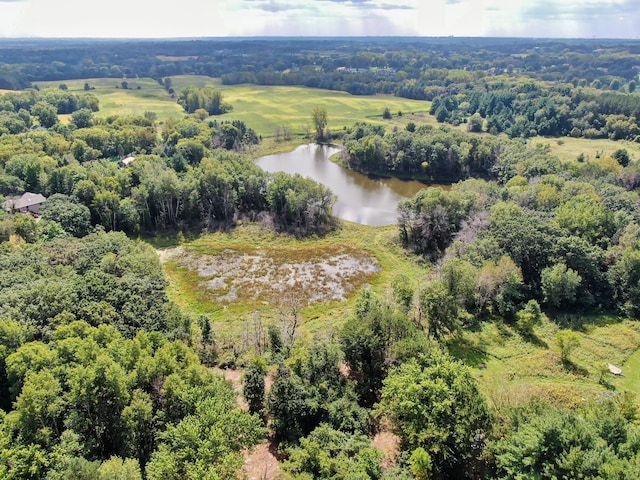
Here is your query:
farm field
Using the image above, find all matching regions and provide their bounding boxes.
[36,75,432,136]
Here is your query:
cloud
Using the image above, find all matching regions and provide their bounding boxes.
[243,1,303,13]
[521,0,640,19]
[319,0,413,9]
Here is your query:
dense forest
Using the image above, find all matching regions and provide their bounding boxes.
[3,37,640,479]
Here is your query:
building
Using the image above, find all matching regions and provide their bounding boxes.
[3,192,48,214]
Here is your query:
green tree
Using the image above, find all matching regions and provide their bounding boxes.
[541,263,582,310]
[556,330,581,363]
[243,357,267,417]
[283,425,384,480]
[97,456,142,480]
[146,395,264,480]
[311,106,328,142]
[70,109,94,129]
[31,101,59,128]
[409,447,433,480]
[516,299,543,335]
[419,280,460,340]
[13,213,37,243]
[40,194,91,237]
[491,401,640,479]
[377,354,491,478]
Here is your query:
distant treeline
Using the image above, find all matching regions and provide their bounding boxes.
[1,37,640,97]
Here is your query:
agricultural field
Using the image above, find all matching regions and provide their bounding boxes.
[36,75,431,136]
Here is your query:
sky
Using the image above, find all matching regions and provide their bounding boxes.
[0,0,638,38]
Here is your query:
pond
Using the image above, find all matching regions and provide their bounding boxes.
[255,144,428,226]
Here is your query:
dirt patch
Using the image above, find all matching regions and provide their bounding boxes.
[213,367,248,410]
[243,438,281,480]
[372,429,401,470]
[160,245,379,307]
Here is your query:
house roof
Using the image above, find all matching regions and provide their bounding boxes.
[122,156,135,165]
[13,192,47,210]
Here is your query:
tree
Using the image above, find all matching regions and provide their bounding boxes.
[541,263,582,310]
[491,401,640,479]
[467,113,483,133]
[377,354,491,478]
[382,107,392,120]
[97,457,142,480]
[516,299,543,335]
[70,108,94,129]
[243,357,267,417]
[13,213,37,243]
[419,280,460,340]
[283,425,384,479]
[556,330,581,363]
[146,394,264,480]
[31,101,58,128]
[311,106,328,142]
[40,194,91,237]
[613,148,630,167]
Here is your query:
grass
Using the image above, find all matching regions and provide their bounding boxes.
[35,76,432,137]
[35,77,184,120]
[613,344,640,396]
[529,136,640,163]
[158,221,426,341]
[452,313,640,409]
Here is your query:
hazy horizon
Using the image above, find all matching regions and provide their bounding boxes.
[0,0,638,40]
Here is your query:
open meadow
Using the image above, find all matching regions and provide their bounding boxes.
[37,75,432,137]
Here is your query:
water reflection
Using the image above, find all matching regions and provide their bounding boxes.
[256,144,428,226]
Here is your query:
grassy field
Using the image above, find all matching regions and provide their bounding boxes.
[36,77,184,120]
[529,135,640,163]
[454,314,640,409]
[35,75,432,137]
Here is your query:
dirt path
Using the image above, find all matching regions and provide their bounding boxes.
[372,429,401,469]
[213,367,280,479]
[243,437,281,480]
